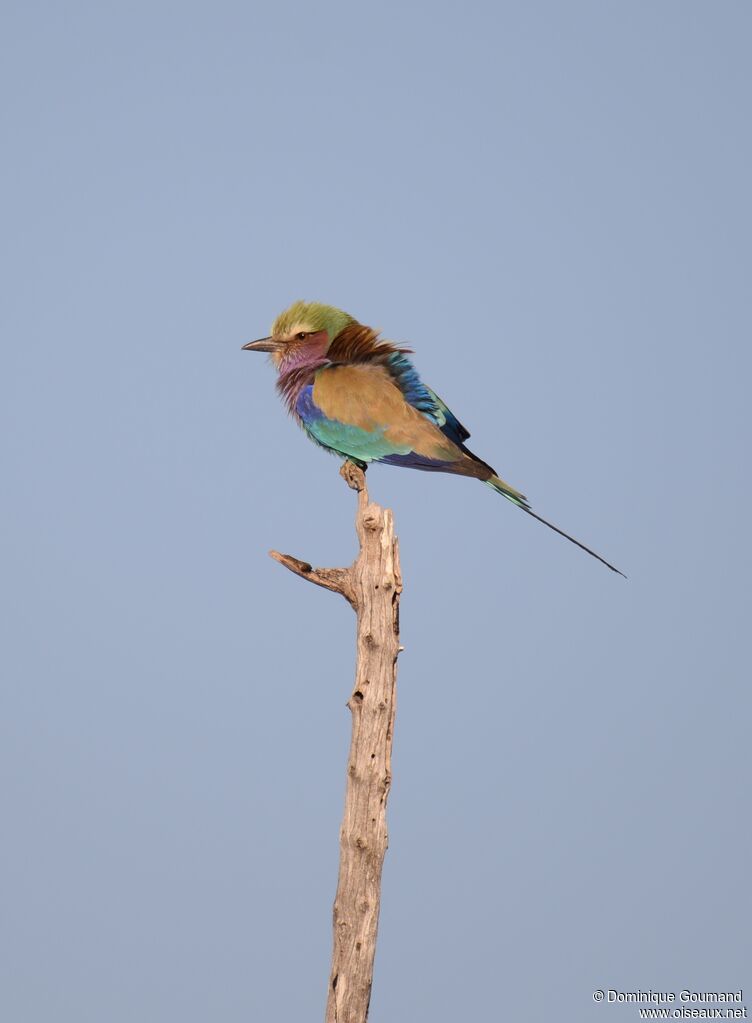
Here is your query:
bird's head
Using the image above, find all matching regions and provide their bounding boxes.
[242,300,355,367]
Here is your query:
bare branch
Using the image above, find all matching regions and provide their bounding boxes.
[339,460,367,493]
[268,551,356,608]
[268,460,402,1023]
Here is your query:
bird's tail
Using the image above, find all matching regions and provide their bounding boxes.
[485,473,531,510]
[485,474,626,577]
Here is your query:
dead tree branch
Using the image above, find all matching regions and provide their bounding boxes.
[270,461,403,1023]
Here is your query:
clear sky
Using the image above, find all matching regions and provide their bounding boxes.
[2,2,750,1020]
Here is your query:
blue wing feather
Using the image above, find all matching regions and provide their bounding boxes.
[385,352,471,445]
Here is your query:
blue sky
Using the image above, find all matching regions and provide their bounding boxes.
[2,2,750,1020]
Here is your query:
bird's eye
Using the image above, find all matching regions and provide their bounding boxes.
[296,331,307,340]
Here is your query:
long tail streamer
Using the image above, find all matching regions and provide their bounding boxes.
[486,475,626,577]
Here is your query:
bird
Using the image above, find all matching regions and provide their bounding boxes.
[243,300,624,576]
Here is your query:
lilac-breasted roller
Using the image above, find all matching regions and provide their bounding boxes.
[243,300,624,576]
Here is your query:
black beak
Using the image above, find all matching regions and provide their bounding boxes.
[241,337,279,353]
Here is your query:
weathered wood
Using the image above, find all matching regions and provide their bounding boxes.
[269,462,402,1023]
[268,552,356,608]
